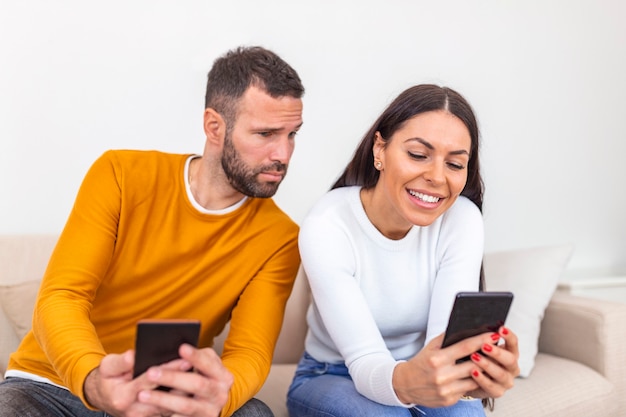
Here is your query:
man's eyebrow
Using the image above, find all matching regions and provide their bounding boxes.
[255,122,304,132]
[408,137,469,156]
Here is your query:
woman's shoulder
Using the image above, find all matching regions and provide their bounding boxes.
[447,195,481,216]
[300,186,362,233]
[438,195,483,228]
[306,186,360,215]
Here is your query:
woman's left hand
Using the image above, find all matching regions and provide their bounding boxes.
[465,326,520,399]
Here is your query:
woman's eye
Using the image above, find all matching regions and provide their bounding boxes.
[408,152,426,160]
[447,162,465,170]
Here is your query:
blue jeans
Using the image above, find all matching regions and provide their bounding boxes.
[0,377,273,417]
[287,353,485,417]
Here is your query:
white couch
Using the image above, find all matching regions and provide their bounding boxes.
[2,235,625,416]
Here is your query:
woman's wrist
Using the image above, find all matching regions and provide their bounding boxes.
[391,362,413,405]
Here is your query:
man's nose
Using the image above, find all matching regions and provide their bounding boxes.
[270,135,295,164]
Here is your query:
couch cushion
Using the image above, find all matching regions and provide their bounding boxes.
[484,244,573,377]
[0,305,21,380]
[487,353,617,416]
[0,234,57,286]
[260,354,618,417]
[256,363,295,417]
[0,280,40,339]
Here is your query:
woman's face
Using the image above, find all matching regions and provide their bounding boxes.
[371,110,471,238]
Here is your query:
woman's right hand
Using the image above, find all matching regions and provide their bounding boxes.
[391,332,497,407]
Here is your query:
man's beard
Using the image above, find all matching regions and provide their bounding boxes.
[221,134,288,198]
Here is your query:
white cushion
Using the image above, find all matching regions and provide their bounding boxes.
[484,244,574,377]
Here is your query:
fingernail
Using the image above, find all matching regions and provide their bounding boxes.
[491,333,500,342]
[147,367,161,380]
[138,390,151,401]
[482,343,493,353]
[501,327,509,336]
[471,352,481,362]
[472,370,480,378]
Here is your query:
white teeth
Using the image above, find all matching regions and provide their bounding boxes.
[409,190,440,203]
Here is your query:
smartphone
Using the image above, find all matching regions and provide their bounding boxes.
[133,319,201,389]
[441,291,513,362]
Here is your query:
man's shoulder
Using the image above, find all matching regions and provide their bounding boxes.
[249,198,299,229]
[100,149,190,165]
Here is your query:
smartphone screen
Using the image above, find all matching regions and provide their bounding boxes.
[441,291,513,362]
[133,319,201,385]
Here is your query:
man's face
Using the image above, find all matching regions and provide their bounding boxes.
[221,86,303,198]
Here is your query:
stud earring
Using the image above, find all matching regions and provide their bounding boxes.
[376,161,382,169]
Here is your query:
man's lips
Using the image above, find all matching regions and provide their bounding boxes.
[259,171,285,181]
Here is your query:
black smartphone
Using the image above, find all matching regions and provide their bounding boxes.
[441,291,513,362]
[133,319,201,389]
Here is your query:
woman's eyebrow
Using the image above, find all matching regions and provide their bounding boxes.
[407,137,469,156]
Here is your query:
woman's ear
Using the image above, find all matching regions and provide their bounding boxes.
[373,131,385,162]
[203,108,226,144]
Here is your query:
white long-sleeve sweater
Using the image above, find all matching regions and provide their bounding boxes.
[299,186,484,407]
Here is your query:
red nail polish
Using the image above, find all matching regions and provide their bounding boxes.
[472,370,480,377]
[491,333,500,342]
[502,327,509,336]
[471,352,481,362]
[482,343,493,353]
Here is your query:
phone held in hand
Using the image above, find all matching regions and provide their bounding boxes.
[133,319,201,389]
[441,291,513,362]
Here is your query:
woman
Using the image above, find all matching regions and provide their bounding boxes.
[287,85,519,417]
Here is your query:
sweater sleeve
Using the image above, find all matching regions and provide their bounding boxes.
[219,231,300,417]
[32,151,122,407]
[299,197,408,407]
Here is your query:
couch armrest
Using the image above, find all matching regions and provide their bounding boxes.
[539,292,626,408]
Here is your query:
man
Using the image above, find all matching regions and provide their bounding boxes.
[0,46,304,417]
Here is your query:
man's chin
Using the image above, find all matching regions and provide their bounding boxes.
[254,185,281,198]
[240,182,281,198]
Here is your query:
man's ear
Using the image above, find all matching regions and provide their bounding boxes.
[203,108,226,144]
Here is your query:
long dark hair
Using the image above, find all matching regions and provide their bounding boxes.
[333,84,486,290]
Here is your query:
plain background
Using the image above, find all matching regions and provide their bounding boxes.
[1,0,624,276]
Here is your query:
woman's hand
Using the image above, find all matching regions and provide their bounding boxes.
[392,327,519,407]
[465,326,520,399]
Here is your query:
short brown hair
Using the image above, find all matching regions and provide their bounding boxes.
[204,46,305,130]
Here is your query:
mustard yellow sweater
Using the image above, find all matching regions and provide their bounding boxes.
[8,150,300,417]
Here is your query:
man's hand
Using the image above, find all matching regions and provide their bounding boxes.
[84,349,170,416]
[137,344,234,417]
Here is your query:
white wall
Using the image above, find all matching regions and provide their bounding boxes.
[1,0,625,274]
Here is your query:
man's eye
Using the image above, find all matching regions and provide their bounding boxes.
[258,132,273,138]
[288,131,299,139]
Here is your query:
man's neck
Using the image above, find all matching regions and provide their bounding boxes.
[187,156,247,211]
